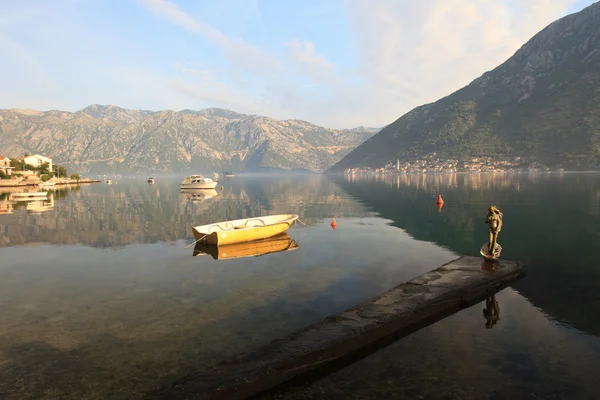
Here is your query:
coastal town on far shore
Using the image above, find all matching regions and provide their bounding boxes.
[0,153,95,187]
[344,153,565,175]
[0,153,99,215]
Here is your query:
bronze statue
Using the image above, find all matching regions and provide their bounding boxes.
[481,205,503,259]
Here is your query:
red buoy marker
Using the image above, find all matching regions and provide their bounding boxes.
[330,217,337,230]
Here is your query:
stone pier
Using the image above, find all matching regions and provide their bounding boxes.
[146,256,527,400]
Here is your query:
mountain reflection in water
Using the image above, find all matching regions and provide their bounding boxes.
[0,173,599,400]
[334,172,600,339]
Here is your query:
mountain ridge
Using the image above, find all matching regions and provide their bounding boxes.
[0,105,379,173]
[329,1,600,172]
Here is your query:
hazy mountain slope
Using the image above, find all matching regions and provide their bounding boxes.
[0,105,378,173]
[329,2,600,172]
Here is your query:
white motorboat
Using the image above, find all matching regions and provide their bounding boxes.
[180,174,218,189]
[38,182,56,187]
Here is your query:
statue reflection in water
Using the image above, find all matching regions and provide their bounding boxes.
[480,205,503,328]
[483,294,500,329]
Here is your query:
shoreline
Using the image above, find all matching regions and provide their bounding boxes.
[0,179,101,188]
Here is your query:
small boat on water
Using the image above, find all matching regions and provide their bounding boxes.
[180,174,218,190]
[193,233,298,260]
[223,172,234,178]
[192,214,299,245]
[147,177,155,184]
[106,179,112,184]
[38,182,56,187]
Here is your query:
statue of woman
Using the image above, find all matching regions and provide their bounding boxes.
[485,205,503,256]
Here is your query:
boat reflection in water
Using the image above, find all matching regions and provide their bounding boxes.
[180,188,219,202]
[2,191,55,214]
[193,232,299,260]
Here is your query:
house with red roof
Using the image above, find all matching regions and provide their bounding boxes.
[22,154,53,172]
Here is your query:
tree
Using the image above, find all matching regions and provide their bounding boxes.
[39,162,51,176]
[70,173,80,181]
[56,165,67,178]
[10,159,25,171]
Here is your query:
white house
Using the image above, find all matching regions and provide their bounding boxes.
[0,156,14,176]
[23,154,53,172]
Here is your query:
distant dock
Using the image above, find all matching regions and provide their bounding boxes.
[146,256,527,400]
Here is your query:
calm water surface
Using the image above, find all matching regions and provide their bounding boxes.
[0,173,599,399]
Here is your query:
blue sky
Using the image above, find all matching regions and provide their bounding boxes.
[0,0,596,128]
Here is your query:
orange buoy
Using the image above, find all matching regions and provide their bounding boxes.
[436,194,444,205]
[330,217,337,230]
[437,201,444,213]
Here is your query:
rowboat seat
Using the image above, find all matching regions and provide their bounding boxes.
[240,218,266,228]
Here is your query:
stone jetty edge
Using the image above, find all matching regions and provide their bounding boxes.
[146,255,527,400]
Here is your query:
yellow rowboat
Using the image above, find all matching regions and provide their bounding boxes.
[193,233,299,260]
[192,214,299,245]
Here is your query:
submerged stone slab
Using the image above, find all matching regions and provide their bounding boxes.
[146,256,526,400]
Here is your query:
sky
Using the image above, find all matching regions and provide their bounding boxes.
[0,0,597,128]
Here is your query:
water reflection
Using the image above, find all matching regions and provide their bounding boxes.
[0,176,369,249]
[180,188,219,202]
[1,174,599,399]
[343,170,563,191]
[276,286,600,400]
[483,294,500,329]
[0,214,453,400]
[0,186,80,215]
[333,172,600,337]
[193,233,299,260]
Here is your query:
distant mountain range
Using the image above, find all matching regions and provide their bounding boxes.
[329,2,600,172]
[0,105,378,174]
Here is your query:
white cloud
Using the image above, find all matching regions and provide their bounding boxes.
[339,0,581,127]
[138,0,280,74]
[285,39,335,70]
[142,0,586,128]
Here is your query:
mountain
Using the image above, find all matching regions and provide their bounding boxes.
[329,2,600,172]
[0,105,378,173]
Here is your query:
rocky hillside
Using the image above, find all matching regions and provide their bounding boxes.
[0,105,378,173]
[329,2,600,172]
